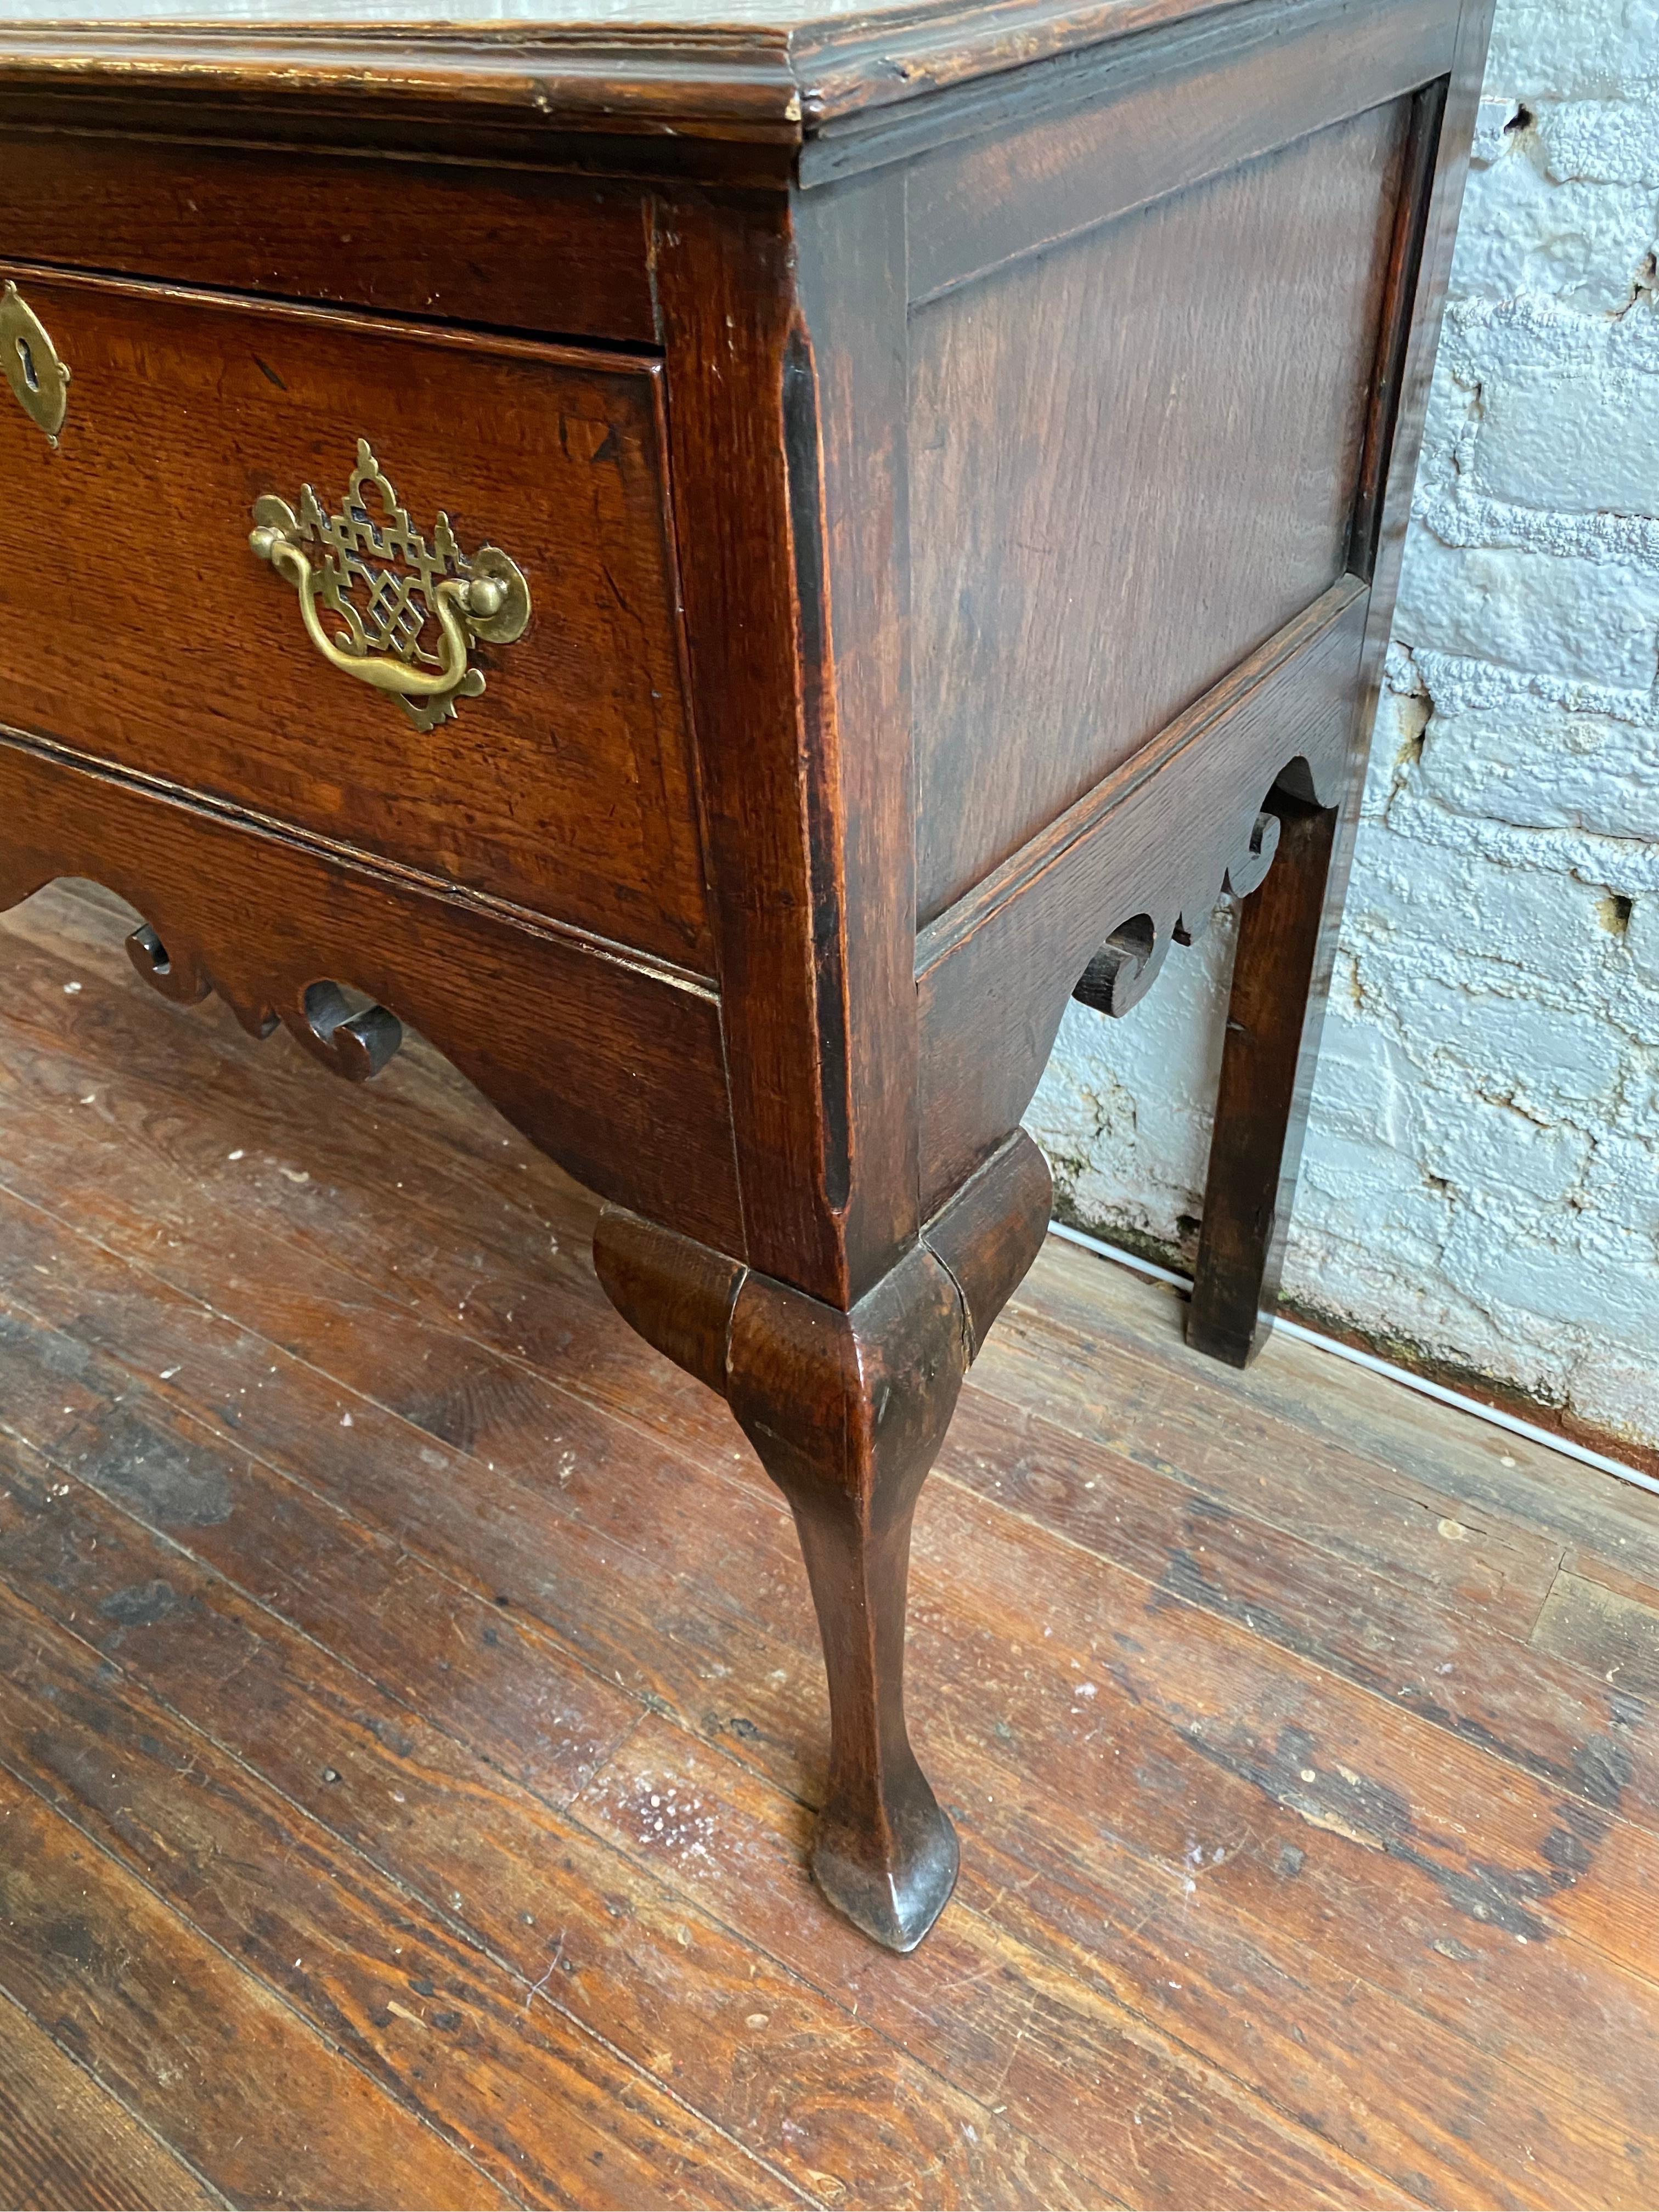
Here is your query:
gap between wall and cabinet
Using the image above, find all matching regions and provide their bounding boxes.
[1048,1218,1659,1503]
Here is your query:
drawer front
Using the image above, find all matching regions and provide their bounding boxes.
[0,268,711,970]
[0,137,658,344]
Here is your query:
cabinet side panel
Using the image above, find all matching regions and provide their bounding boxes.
[910,97,1409,925]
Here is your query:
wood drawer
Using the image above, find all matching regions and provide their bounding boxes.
[0,136,659,344]
[0,267,711,971]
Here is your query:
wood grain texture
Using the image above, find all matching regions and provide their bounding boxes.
[0,265,709,968]
[903,0,1449,297]
[788,166,923,1291]
[1532,1572,1659,1704]
[0,1772,516,2210]
[0,881,1655,2208]
[0,1992,223,2212]
[651,189,847,1294]
[653,183,931,1303]
[917,585,1366,1212]
[1186,794,1340,1365]
[0,740,743,1252]
[910,99,1407,923]
[0,1321,1097,2199]
[0,0,1334,151]
[0,137,658,343]
[594,1132,1052,1949]
[0,1559,810,2211]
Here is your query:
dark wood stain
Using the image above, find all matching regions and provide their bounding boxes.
[0,0,1505,1987]
[910,103,1406,923]
[0,880,1654,2209]
[0,135,659,343]
[0,267,708,968]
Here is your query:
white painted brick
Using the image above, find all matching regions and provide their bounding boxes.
[1381,779,1659,895]
[1433,1208,1634,1331]
[1628,890,1659,985]
[1452,149,1657,314]
[1486,0,1659,102]
[1028,0,1659,1451]
[1344,834,1601,976]
[1372,974,1625,1108]
[1580,1128,1659,1238]
[1302,1008,1420,1154]
[1413,702,1659,841]
[1571,1357,1659,1447]
[1391,530,1659,689]
[1468,363,1659,514]
[1537,98,1659,188]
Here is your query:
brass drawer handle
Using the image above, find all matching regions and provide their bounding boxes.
[1,281,70,444]
[250,438,529,733]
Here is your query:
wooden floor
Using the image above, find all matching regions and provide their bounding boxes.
[1,882,1656,2212]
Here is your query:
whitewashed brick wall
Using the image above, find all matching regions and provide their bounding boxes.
[1029,0,1659,1452]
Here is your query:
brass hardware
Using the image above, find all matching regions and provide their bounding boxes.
[250,438,530,732]
[1,282,70,444]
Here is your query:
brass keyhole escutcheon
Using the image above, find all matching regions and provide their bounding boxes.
[0,282,70,445]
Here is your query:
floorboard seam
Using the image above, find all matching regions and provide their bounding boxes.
[0,1979,235,2212]
[0,1723,526,2210]
[0,1559,819,2212]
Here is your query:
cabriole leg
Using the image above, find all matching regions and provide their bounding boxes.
[594,1132,1051,1950]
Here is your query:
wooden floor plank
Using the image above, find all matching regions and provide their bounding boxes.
[1,1288,1618,2212]
[3,880,586,1202]
[0,1769,513,2210]
[575,1712,1649,2211]
[0,1180,825,1768]
[6,1203,1654,2203]
[0,1561,828,2212]
[940,1384,1659,1837]
[2,881,1657,2211]
[981,1295,1564,1634]
[4,1157,1655,1983]
[1561,1545,1659,1622]
[1014,1236,1659,1597]
[3,1155,1658,2167]
[0,1308,1549,2211]
[0,1431,1105,2212]
[0,1988,224,2212]
[1532,1571,1659,1702]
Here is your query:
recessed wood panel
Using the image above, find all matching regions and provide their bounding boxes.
[0,268,710,969]
[910,98,1409,923]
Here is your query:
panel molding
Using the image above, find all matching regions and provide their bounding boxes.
[831,0,1451,223]
[909,101,1407,923]
[916,579,1369,1212]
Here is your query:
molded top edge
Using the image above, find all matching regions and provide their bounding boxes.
[0,0,1250,139]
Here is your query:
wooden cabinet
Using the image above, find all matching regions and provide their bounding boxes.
[0,0,1493,1952]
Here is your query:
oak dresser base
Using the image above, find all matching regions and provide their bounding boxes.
[0,0,1492,1949]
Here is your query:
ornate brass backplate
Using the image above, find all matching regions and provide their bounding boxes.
[1,282,70,444]
[250,438,531,733]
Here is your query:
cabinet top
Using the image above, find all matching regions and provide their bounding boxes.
[0,0,1246,148]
